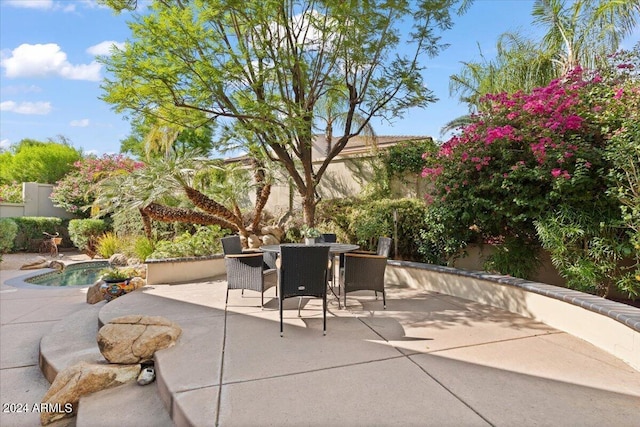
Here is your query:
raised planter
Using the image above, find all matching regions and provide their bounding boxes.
[145,254,226,285]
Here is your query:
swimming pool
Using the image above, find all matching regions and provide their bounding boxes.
[25,261,109,287]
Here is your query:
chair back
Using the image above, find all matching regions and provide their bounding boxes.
[221,235,243,255]
[320,233,337,243]
[376,237,392,257]
[279,245,330,299]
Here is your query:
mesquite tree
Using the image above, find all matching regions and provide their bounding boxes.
[100,0,469,225]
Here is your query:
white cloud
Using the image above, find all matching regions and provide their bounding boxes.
[0,100,52,115]
[0,139,11,150]
[5,0,55,10]
[87,41,125,56]
[1,43,102,81]
[70,118,90,127]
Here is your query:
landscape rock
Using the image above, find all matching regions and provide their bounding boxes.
[247,234,262,249]
[129,276,146,290]
[261,233,279,245]
[48,260,65,271]
[19,256,48,270]
[86,281,104,304]
[261,226,284,240]
[40,361,140,425]
[97,315,182,364]
[108,253,129,267]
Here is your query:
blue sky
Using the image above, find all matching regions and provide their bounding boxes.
[1,0,637,157]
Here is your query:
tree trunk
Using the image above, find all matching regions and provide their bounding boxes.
[141,202,238,231]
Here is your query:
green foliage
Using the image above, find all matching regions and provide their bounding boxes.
[0,218,18,255]
[535,207,637,297]
[100,266,137,281]
[132,236,155,261]
[317,198,430,261]
[0,139,82,185]
[483,238,541,280]
[148,225,226,259]
[9,217,63,251]
[0,182,22,203]
[68,219,110,254]
[96,232,121,259]
[382,139,438,178]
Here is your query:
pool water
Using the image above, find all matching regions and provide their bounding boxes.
[26,261,109,287]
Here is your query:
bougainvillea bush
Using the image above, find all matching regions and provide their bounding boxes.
[51,154,144,218]
[422,46,639,297]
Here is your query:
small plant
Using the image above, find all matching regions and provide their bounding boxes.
[300,225,321,239]
[96,232,121,259]
[100,266,136,281]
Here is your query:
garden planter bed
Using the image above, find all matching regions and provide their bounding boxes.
[145,255,226,285]
[385,260,640,371]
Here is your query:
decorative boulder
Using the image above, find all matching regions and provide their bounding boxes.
[247,234,262,249]
[97,315,182,364]
[262,226,284,240]
[108,253,129,267]
[48,260,65,271]
[86,281,104,304]
[128,276,146,291]
[40,361,140,425]
[261,233,279,246]
[19,256,48,270]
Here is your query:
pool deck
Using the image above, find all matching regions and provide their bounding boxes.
[1,253,639,427]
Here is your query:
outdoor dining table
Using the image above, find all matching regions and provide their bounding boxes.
[260,243,360,307]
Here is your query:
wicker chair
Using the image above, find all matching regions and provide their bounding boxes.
[342,238,389,309]
[221,236,277,308]
[277,245,331,336]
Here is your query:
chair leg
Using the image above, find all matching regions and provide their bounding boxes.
[323,293,327,336]
[226,288,229,304]
[279,297,284,337]
[382,289,386,309]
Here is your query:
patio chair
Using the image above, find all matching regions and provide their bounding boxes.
[342,246,389,309]
[354,236,392,257]
[277,245,331,336]
[221,235,277,308]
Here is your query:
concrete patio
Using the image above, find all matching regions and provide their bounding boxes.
[1,254,639,427]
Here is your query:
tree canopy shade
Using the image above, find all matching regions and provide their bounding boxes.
[99,0,471,225]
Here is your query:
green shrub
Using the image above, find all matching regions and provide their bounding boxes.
[148,225,227,259]
[317,198,430,261]
[0,182,22,203]
[132,235,155,261]
[96,232,121,259]
[482,237,541,280]
[10,217,63,251]
[68,219,110,255]
[0,218,18,257]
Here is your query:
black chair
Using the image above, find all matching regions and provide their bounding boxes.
[221,235,276,308]
[277,245,331,336]
[342,238,389,309]
[320,233,337,243]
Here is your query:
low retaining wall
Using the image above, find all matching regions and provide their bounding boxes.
[146,255,226,285]
[385,260,640,371]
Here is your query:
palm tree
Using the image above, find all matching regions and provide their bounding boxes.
[449,0,639,119]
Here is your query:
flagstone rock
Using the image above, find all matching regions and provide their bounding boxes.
[40,361,140,425]
[97,315,181,364]
[19,256,48,270]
